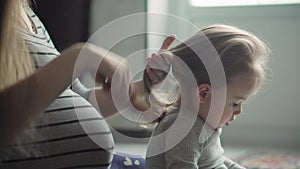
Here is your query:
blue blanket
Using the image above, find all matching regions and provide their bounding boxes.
[111,153,145,169]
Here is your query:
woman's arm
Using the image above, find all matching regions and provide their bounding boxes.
[89,80,150,118]
[88,35,176,117]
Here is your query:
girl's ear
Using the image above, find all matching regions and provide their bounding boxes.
[198,84,211,103]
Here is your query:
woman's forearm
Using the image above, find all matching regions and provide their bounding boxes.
[89,79,150,118]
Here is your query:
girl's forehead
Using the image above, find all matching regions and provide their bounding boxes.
[227,75,258,98]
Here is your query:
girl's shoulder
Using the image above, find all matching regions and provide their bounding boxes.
[156,110,219,144]
[154,110,202,136]
[158,110,203,129]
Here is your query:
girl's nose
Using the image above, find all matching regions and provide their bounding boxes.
[236,104,242,114]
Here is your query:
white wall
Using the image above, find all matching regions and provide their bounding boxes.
[150,1,300,149]
[89,0,146,57]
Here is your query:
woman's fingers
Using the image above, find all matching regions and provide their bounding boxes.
[143,34,176,90]
[145,68,159,84]
[147,52,171,72]
[160,34,176,51]
[153,52,172,72]
[146,52,172,85]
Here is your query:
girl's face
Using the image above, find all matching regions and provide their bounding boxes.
[198,74,257,129]
[218,74,257,128]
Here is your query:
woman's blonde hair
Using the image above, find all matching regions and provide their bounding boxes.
[0,0,33,91]
[0,0,39,156]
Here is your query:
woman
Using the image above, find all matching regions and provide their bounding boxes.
[0,0,174,168]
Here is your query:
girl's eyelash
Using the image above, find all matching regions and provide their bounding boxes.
[232,103,238,107]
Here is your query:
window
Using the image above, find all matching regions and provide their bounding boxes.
[190,0,300,7]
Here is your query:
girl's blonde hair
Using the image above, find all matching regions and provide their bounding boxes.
[171,24,270,93]
[145,24,270,124]
[0,0,33,91]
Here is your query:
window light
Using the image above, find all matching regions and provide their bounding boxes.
[190,0,300,7]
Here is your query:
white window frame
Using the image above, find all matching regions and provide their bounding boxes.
[190,0,300,7]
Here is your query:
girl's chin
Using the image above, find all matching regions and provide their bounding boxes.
[217,121,230,128]
[225,121,231,126]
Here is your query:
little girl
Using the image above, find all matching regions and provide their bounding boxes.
[144,24,270,169]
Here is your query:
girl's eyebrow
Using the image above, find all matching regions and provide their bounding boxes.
[234,96,246,100]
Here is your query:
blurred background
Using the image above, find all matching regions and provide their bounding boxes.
[34,0,300,156]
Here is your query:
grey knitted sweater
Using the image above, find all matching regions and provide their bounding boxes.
[146,111,245,169]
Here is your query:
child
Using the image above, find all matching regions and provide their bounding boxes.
[144,24,270,169]
[0,0,174,168]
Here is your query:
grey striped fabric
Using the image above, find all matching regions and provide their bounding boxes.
[0,8,114,169]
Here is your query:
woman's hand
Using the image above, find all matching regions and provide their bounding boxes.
[130,35,176,112]
[76,43,132,116]
[74,37,176,116]
[143,35,176,92]
[97,48,131,111]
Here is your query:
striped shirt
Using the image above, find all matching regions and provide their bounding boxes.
[0,8,114,169]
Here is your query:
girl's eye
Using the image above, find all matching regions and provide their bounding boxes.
[232,103,238,107]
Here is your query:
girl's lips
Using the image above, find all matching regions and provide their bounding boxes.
[225,115,238,126]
